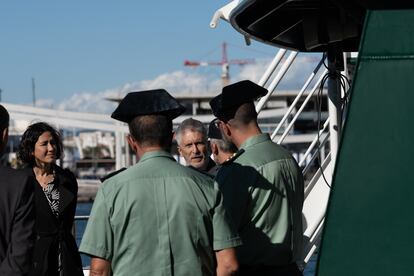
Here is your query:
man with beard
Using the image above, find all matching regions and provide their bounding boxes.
[175,118,216,173]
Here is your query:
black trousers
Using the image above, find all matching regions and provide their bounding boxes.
[239,263,303,276]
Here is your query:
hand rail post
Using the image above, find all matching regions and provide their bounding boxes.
[256,51,298,113]
[271,57,325,140]
[257,49,287,87]
[277,68,328,144]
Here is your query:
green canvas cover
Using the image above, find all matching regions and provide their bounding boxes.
[316,10,414,275]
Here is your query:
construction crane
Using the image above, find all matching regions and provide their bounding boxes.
[184,42,255,87]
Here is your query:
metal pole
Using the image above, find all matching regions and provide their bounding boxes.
[256,51,298,113]
[327,51,342,170]
[32,78,36,107]
[257,48,287,87]
[271,58,325,139]
[124,139,131,167]
[299,118,330,167]
[120,133,126,168]
[115,129,122,170]
[340,52,351,128]
[275,69,328,144]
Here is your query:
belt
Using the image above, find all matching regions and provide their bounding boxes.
[36,229,70,239]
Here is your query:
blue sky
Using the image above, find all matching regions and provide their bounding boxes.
[0,1,319,113]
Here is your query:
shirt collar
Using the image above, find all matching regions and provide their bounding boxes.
[139,150,175,163]
[205,157,216,171]
[239,133,270,150]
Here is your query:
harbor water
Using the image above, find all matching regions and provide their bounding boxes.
[75,202,93,268]
[75,202,317,275]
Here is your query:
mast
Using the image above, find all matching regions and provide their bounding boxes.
[32,77,36,107]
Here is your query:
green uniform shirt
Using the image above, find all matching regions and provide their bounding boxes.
[80,150,241,276]
[215,134,304,266]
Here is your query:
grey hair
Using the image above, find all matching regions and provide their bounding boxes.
[210,138,237,153]
[175,118,207,146]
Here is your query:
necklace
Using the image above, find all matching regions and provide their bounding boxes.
[223,152,237,163]
[33,168,55,190]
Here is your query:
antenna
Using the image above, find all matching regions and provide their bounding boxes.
[32,77,36,106]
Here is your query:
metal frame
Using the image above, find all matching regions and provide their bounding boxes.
[275,68,328,144]
[256,51,298,112]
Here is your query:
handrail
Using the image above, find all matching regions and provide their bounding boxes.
[303,218,325,264]
[305,153,331,199]
[257,49,287,87]
[303,207,326,240]
[301,153,332,266]
[299,118,330,167]
[74,215,90,220]
[256,51,298,113]
[271,57,325,139]
[302,132,330,177]
[73,215,90,252]
[276,68,328,144]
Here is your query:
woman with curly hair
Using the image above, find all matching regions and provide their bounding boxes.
[18,122,83,276]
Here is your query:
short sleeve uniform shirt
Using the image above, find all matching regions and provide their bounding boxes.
[80,150,241,276]
[215,134,304,266]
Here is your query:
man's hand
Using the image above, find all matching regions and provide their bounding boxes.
[216,248,239,276]
[90,257,111,276]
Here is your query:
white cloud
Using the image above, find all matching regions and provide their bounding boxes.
[53,71,219,114]
[33,98,55,109]
[140,71,221,96]
[236,54,322,90]
[278,54,323,89]
[56,92,118,114]
[235,58,270,83]
[52,53,322,114]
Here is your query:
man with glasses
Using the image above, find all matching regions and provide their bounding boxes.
[210,80,304,276]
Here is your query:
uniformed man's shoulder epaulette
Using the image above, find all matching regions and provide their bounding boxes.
[100,167,127,183]
[221,149,245,166]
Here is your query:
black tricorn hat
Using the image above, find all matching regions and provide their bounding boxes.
[208,119,222,139]
[111,89,186,123]
[209,80,267,121]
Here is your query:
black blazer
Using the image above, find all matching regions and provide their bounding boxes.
[0,166,35,276]
[24,165,83,276]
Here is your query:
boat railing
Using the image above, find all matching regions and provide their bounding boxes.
[73,215,89,247]
[74,215,91,273]
[299,119,330,168]
[74,215,89,220]
[256,51,298,112]
[273,68,328,144]
[302,153,332,263]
